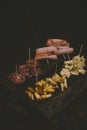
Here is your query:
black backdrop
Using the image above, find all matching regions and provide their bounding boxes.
[0,2,87,78]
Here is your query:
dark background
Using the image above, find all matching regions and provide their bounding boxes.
[0,2,87,78]
[0,2,87,130]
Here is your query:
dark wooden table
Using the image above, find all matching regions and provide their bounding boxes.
[0,50,87,130]
[0,56,87,121]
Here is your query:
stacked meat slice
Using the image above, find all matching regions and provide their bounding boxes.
[9,39,74,84]
[35,46,58,60]
[9,59,42,84]
[9,72,26,84]
[35,39,74,61]
[19,59,41,78]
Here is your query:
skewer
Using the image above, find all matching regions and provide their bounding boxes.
[47,59,49,64]
[67,53,70,60]
[79,43,83,56]
[45,47,49,64]
[29,48,30,62]
[63,54,66,60]
[34,57,38,82]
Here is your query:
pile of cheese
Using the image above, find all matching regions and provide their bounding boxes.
[25,55,86,100]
